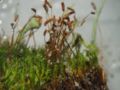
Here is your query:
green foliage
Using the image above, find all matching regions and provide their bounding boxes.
[0,44,50,90]
[0,39,99,90]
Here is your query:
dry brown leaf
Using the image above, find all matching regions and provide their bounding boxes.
[91,11,95,15]
[67,7,75,12]
[61,2,65,11]
[43,4,48,13]
[31,8,36,13]
[68,11,75,16]
[14,15,19,22]
[44,17,54,26]
[91,2,96,10]
[45,0,52,8]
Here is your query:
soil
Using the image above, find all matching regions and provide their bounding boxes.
[41,66,108,90]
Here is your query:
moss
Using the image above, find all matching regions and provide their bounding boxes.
[0,0,107,90]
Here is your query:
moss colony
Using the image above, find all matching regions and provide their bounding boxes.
[0,0,108,90]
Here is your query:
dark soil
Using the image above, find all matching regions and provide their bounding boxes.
[41,66,108,90]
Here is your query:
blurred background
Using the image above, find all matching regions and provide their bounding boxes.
[0,0,120,90]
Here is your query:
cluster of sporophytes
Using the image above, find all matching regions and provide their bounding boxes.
[0,0,108,90]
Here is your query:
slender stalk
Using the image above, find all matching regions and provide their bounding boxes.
[91,0,106,44]
[11,26,15,47]
[32,31,36,48]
